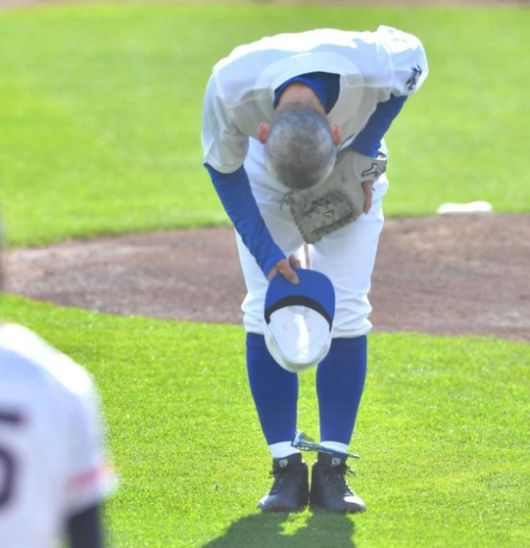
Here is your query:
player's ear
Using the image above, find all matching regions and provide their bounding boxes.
[257,122,270,144]
[331,123,341,146]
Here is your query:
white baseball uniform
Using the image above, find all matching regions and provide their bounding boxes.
[0,323,116,548]
[202,26,428,336]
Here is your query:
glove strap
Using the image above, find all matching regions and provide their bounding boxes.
[352,150,388,181]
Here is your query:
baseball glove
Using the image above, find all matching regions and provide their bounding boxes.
[286,148,388,244]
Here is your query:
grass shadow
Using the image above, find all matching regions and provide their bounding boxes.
[203,510,356,547]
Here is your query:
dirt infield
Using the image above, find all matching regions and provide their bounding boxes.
[6,213,530,342]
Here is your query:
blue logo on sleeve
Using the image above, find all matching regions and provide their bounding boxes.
[406,65,423,91]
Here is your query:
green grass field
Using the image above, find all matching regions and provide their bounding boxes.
[1,3,529,246]
[3,294,529,546]
[1,3,529,547]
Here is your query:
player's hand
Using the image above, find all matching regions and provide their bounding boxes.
[267,255,301,284]
[361,180,374,213]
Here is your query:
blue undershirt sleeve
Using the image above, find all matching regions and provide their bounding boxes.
[351,94,408,157]
[204,163,285,277]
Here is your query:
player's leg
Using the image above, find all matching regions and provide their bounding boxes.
[308,175,388,512]
[238,139,308,511]
[240,138,305,455]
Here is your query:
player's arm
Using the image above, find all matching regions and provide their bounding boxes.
[204,164,297,282]
[351,25,428,158]
[350,26,429,209]
[63,371,117,548]
[202,75,297,283]
[66,503,104,548]
[349,94,406,212]
[350,94,407,158]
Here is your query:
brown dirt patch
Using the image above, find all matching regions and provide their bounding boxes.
[5,214,530,342]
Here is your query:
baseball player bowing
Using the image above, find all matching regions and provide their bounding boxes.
[202,26,428,512]
[0,243,117,546]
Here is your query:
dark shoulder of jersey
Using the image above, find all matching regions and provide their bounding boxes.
[274,72,340,113]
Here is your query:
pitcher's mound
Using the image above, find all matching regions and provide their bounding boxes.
[5,214,530,342]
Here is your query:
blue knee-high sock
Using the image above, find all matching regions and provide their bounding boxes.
[316,336,367,445]
[246,333,298,445]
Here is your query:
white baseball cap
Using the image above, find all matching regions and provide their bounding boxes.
[264,268,335,373]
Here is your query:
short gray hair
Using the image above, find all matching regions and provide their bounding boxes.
[264,103,336,190]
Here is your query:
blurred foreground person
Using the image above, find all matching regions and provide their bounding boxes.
[0,232,117,547]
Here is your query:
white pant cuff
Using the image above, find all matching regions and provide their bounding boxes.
[268,441,300,459]
[319,441,349,454]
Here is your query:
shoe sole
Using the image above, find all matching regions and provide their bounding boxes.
[310,502,366,514]
[258,503,308,513]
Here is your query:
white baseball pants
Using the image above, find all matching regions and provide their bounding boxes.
[237,138,388,338]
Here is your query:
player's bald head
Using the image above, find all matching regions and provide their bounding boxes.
[264,102,336,190]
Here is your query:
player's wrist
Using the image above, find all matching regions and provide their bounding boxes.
[262,247,286,280]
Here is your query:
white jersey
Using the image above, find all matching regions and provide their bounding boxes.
[0,324,116,548]
[202,25,428,174]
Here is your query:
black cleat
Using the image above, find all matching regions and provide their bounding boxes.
[310,452,366,513]
[258,453,309,512]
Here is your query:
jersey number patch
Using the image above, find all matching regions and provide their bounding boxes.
[0,446,16,508]
[0,410,23,509]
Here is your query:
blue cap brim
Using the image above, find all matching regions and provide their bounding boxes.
[264,268,335,329]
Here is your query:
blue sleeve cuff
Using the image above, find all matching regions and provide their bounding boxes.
[204,163,285,277]
[351,94,407,157]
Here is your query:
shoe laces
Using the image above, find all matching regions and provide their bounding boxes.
[268,467,297,494]
[325,463,356,495]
